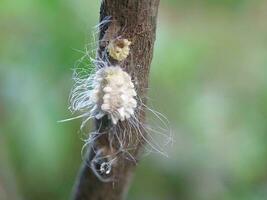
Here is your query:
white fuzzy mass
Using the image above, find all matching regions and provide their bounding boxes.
[91,66,137,124]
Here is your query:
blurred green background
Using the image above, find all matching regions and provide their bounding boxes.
[1,0,267,199]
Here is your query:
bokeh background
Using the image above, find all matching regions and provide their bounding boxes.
[1,0,267,199]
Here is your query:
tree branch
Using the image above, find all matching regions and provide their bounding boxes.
[72,0,160,199]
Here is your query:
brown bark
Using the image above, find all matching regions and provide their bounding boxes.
[72,0,160,199]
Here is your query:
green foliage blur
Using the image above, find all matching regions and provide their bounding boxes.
[1,0,267,199]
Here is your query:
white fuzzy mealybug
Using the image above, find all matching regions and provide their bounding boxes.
[67,60,172,157]
[107,38,131,61]
[67,64,137,126]
[91,66,137,124]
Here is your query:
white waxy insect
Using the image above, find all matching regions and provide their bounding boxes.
[90,66,137,124]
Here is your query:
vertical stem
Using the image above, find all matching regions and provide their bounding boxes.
[72,0,160,199]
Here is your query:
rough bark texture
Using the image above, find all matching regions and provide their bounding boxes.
[72,0,160,199]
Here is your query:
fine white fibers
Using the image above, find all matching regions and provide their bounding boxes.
[107,38,131,61]
[91,66,137,124]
